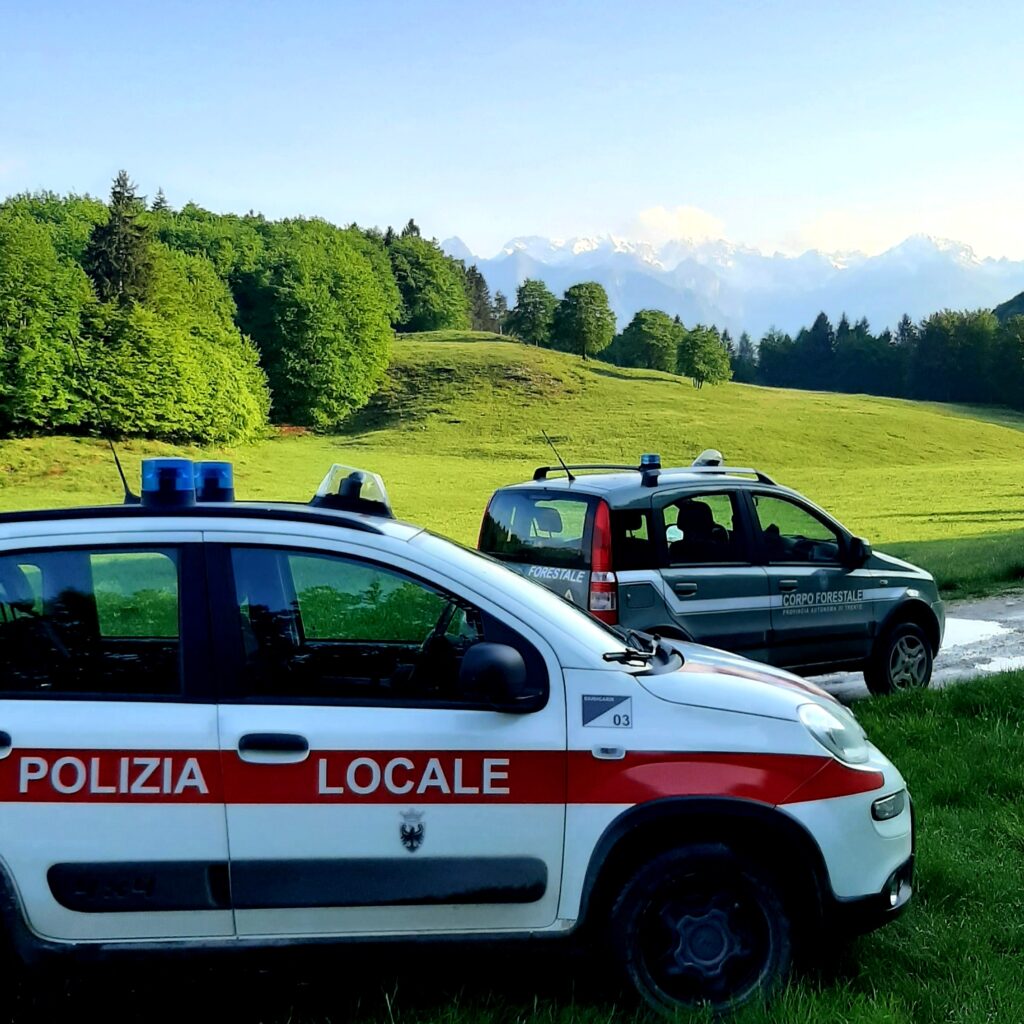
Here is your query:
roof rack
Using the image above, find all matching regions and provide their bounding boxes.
[532,464,638,481]
[684,465,777,485]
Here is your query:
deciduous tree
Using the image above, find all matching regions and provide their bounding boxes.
[552,282,615,360]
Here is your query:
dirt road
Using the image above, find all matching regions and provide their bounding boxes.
[819,589,1024,702]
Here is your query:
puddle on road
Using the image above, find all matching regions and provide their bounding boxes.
[943,617,1012,648]
[975,655,1024,674]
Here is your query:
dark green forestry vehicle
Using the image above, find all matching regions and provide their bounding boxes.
[479,452,944,695]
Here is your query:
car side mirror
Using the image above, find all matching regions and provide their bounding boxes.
[847,536,872,566]
[459,642,532,712]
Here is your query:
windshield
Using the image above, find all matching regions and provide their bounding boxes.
[412,530,629,655]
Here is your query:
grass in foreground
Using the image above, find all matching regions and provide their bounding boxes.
[13,674,1024,1023]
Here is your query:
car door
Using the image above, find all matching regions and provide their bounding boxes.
[748,492,873,669]
[206,533,566,938]
[0,534,231,942]
[651,490,770,658]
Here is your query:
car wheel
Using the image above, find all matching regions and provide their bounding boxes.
[610,843,791,1015]
[864,622,933,695]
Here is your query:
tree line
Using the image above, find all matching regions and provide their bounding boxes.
[502,279,732,386]
[719,309,1024,408]
[0,174,487,442]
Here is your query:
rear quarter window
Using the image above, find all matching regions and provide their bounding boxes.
[480,492,592,569]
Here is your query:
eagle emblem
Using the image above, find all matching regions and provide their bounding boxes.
[400,808,425,852]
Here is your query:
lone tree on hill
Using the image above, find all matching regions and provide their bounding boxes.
[83,170,153,304]
[553,282,615,360]
[507,278,557,346]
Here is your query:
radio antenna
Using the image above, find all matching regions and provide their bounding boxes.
[541,430,575,482]
[68,334,139,503]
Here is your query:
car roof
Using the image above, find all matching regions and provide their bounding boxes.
[501,470,801,506]
[0,501,425,542]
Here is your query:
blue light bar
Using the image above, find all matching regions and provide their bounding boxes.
[640,453,661,468]
[140,458,196,508]
[194,461,235,503]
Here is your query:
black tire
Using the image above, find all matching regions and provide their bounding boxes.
[864,621,933,696]
[609,843,792,1015]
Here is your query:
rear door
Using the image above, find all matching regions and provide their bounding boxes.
[0,534,231,942]
[650,490,770,657]
[478,489,594,608]
[748,492,874,669]
[207,533,567,938]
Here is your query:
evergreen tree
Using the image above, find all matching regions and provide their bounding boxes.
[896,313,917,348]
[492,291,509,334]
[552,283,616,360]
[463,265,495,331]
[732,331,758,383]
[836,313,851,344]
[506,278,557,346]
[82,171,153,304]
[151,187,171,213]
[721,328,736,363]
[400,218,421,238]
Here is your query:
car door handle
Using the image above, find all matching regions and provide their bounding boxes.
[778,579,799,592]
[673,582,698,597]
[238,733,309,758]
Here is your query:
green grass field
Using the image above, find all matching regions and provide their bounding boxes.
[4,335,1024,595]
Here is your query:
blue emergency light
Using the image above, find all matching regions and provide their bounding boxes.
[140,458,196,508]
[194,461,235,503]
[640,452,662,488]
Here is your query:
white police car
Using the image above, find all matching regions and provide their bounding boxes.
[0,459,913,1013]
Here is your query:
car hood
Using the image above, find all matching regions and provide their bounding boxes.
[870,550,932,579]
[637,640,841,721]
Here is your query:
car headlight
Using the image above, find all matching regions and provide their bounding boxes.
[798,702,870,765]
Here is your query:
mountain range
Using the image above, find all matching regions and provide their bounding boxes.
[442,234,1024,339]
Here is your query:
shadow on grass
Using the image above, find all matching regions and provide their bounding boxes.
[885,529,1024,598]
[585,366,677,386]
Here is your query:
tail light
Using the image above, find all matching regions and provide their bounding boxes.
[589,499,617,624]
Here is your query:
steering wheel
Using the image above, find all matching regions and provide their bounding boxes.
[404,601,460,692]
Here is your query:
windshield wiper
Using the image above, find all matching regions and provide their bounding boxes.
[603,647,654,665]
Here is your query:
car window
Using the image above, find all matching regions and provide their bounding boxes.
[752,495,841,564]
[662,493,743,565]
[0,548,181,695]
[479,492,592,568]
[228,547,546,706]
[611,509,656,570]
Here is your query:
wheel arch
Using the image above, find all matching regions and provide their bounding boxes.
[878,599,940,655]
[576,796,832,947]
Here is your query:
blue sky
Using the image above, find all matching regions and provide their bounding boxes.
[2,0,1023,257]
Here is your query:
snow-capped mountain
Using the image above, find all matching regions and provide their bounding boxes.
[441,233,1024,338]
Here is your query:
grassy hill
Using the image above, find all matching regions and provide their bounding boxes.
[4,334,1024,590]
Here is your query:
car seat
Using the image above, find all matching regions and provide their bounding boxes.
[669,502,729,563]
